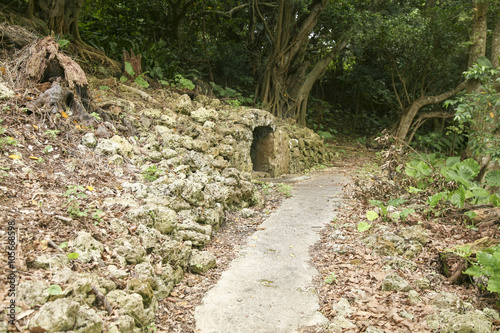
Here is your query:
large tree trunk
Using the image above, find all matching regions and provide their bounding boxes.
[393,81,467,141]
[27,0,119,70]
[28,0,84,43]
[257,0,341,125]
[466,0,488,93]
[464,0,493,178]
[492,16,500,68]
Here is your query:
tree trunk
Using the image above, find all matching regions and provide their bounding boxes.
[257,0,342,125]
[28,0,84,43]
[464,0,494,177]
[393,81,467,141]
[492,17,500,68]
[466,0,488,93]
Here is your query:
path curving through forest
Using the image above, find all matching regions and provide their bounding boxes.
[194,170,349,333]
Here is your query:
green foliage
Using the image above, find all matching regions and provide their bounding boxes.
[92,209,105,224]
[445,62,500,161]
[57,39,71,49]
[67,203,88,218]
[485,170,500,187]
[276,183,293,198]
[439,158,492,207]
[90,112,102,121]
[404,157,437,189]
[174,74,195,90]
[43,145,54,154]
[394,208,415,223]
[210,82,253,106]
[366,210,378,221]
[464,245,500,294]
[324,272,337,284]
[0,135,18,148]
[447,245,472,259]
[44,129,60,139]
[357,221,372,232]
[63,185,87,199]
[369,198,406,222]
[120,62,150,88]
[67,252,79,260]
[0,119,18,149]
[142,165,161,182]
[258,182,273,195]
[411,130,467,156]
[147,323,158,333]
[403,156,500,209]
[48,284,63,296]
[62,185,89,218]
[317,130,335,139]
[426,191,448,208]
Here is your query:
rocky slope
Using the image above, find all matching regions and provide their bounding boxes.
[0,49,333,333]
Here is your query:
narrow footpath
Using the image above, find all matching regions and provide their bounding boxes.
[194,170,348,333]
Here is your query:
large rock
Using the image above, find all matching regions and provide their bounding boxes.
[381,273,411,292]
[73,306,103,333]
[441,311,492,333]
[114,236,146,264]
[82,132,97,148]
[431,292,472,312]
[181,180,205,205]
[399,225,428,245]
[107,315,136,333]
[363,233,405,256]
[153,238,192,268]
[191,107,218,123]
[174,94,194,115]
[95,135,134,157]
[189,250,217,274]
[107,290,154,327]
[32,253,69,269]
[29,298,102,333]
[110,135,134,157]
[73,231,104,263]
[127,278,156,308]
[95,138,120,156]
[16,280,49,307]
[203,182,230,203]
[0,82,14,100]
[135,224,159,250]
[127,205,178,234]
[176,229,210,247]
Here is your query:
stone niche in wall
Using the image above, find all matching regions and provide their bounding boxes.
[227,108,329,178]
[250,126,290,177]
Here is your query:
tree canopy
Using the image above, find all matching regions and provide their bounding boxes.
[4,0,499,162]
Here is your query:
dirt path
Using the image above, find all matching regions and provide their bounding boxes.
[194,169,349,333]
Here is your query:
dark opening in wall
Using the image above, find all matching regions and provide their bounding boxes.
[251,126,274,172]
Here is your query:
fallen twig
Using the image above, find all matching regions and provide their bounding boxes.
[119,84,160,104]
[91,285,113,315]
[47,238,64,252]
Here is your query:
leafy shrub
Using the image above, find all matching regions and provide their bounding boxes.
[368,198,406,222]
[120,62,150,88]
[464,245,500,294]
[411,130,466,156]
[445,58,500,161]
[404,155,500,209]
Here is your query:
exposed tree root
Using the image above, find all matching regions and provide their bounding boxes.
[72,40,120,72]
